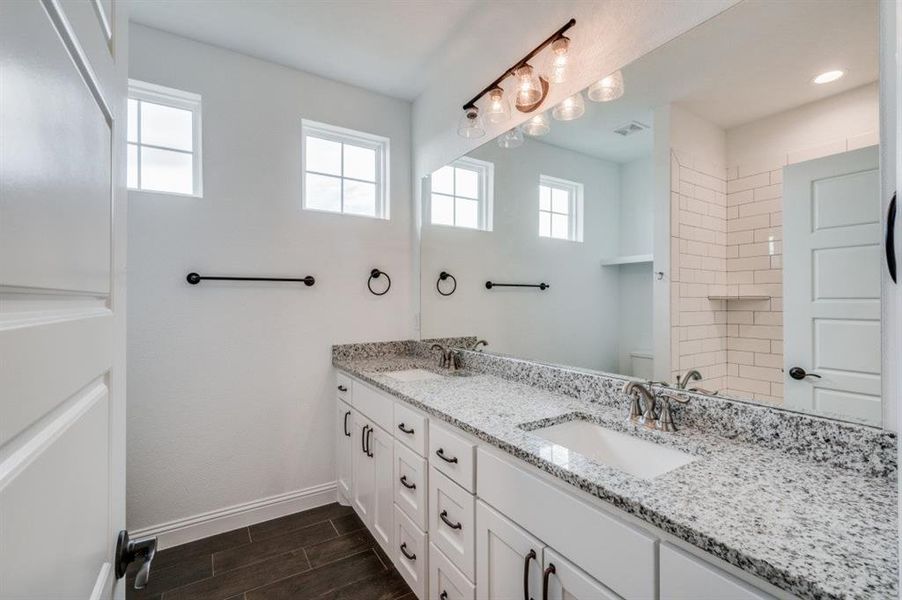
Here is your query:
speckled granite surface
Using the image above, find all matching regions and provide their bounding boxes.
[332,343,898,600]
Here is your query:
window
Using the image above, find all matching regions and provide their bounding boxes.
[539,175,583,241]
[430,157,493,230]
[127,80,202,197]
[301,120,389,219]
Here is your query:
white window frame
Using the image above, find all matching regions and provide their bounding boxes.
[128,79,203,197]
[429,156,494,231]
[301,119,390,220]
[539,174,584,242]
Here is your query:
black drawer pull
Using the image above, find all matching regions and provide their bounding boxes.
[542,564,556,600]
[397,423,415,435]
[887,193,897,283]
[400,475,416,490]
[524,549,537,600]
[361,425,368,454]
[435,448,458,463]
[343,411,351,437]
[338,385,348,392]
[400,543,416,561]
[440,592,448,600]
[366,427,374,458]
[440,510,462,530]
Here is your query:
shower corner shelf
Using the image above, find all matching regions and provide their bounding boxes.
[600,254,654,267]
[707,294,771,301]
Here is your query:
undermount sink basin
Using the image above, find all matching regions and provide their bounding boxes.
[383,368,445,382]
[531,420,696,479]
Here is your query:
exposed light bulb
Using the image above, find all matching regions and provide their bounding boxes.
[497,126,524,149]
[545,36,571,84]
[485,87,510,124]
[522,113,550,137]
[813,70,844,84]
[587,70,624,102]
[552,92,585,121]
[514,65,543,109]
[457,107,485,139]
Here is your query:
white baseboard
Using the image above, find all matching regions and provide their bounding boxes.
[130,481,338,550]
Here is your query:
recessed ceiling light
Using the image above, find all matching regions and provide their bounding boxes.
[813,70,844,84]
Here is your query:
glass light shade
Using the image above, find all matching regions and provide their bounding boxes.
[587,70,625,102]
[544,36,571,84]
[552,92,585,121]
[485,87,510,124]
[457,108,485,139]
[514,65,543,109]
[497,126,524,149]
[522,112,550,137]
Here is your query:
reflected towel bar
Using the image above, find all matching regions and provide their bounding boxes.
[485,281,549,290]
[186,272,315,286]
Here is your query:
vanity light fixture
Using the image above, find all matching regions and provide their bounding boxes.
[812,69,844,84]
[458,19,576,137]
[587,69,624,102]
[523,112,550,137]
[457,107,486,139]
[485,87,511,123]
[552,91,585,121]
[497,126,525,148]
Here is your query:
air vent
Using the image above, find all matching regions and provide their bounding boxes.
[613,121,650,136]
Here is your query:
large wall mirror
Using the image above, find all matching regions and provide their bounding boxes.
[419,0,882,426]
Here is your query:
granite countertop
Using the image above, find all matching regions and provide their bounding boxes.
[333,353,897,600]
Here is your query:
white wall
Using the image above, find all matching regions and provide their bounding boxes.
[420,139,621,372]
[617,157,655,373]
[127,25,414,532]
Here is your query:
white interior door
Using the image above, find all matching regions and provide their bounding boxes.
[0,1,127,598]
[783,146,881,425]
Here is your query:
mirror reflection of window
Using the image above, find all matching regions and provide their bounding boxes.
[430,157,493,230]
[539,175,583,242]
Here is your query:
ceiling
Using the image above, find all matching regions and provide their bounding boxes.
[533,0,878,163]
[128,0,487,100]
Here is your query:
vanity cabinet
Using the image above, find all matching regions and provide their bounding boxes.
[336,371,782,600]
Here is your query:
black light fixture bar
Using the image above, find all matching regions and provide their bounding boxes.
[462,18,576,110]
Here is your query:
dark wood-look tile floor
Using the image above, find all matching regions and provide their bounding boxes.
[126,503,413,600]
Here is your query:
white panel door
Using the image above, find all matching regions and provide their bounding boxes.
[476,500,543,600]
[0,0,127,599]
[351,414,374,522]
[336,401,354,502]
[784,146,882,425]
[370,424,395,556]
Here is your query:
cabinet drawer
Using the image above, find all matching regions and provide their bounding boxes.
[660,543,773,600]
[429,467,476,581]
[394,402,427,456]
[394,441,427,531]
[477,449,657,599]
[429,422,476,492]
[394,506,427,600]
[336,372,352,402]
[353,380,393,431]
[430,543,475,600]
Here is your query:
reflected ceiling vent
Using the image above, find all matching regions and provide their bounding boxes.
[613,121,650,136]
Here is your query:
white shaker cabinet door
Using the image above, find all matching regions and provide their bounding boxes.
[352,413,374,523]
[370,423,395,556]
[336,400,354,502]
[476,500,543,600]
[543,548,620,600]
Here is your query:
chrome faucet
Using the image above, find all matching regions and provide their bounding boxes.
[676,369,702,390]
[622,381,657,429]
[657,393,691,432]
[469,339,488,351]
[430,343,461,372]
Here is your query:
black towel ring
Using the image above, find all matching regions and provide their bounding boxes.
[436,271,457,296]
[368,268,391,296]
